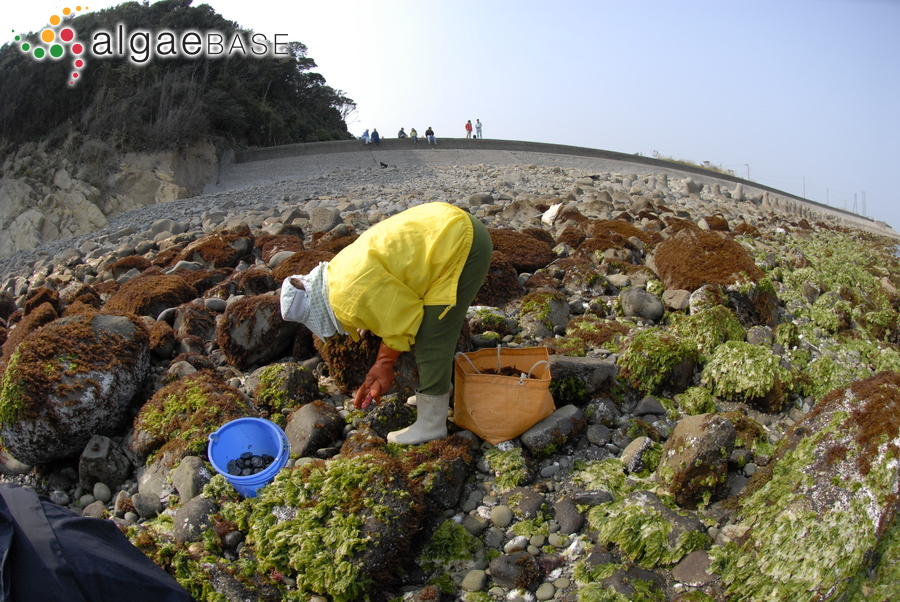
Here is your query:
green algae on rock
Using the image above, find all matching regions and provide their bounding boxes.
[247,452,422,602]
[131,370,257,468]
[618,328,698,396]
[701,340,791,412]
[251,362,319,426]
[485,446,533,494]
[673,387,717,416]
[668,305,745,365]
[710,371,900,601]
[574,458,711,570]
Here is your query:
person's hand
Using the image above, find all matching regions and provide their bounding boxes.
[353,343,402,409]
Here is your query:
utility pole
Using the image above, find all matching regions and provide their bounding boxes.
[853,193,857,214]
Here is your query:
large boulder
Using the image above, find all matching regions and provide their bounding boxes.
[130,370,257,468]
[103,274,197,320]
[650,228,764,291]
[173,233,253,269]
[247,453,424,602]
[488,229,557,273]
[0,314,150,464]
[216,295,298,370]
[715,371,900,601]
[283,400,344,457]
[244,362,320,419]
[313,332,382,395]
[656,413,736,508]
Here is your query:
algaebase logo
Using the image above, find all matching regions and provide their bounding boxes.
[14,6,289,88]
[13,6,88,86]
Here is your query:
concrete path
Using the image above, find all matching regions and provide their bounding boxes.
[206,138,895,237]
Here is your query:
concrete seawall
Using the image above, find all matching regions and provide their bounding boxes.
[209,138,894,238]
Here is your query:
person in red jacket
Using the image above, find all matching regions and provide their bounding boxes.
[465,120,473,139]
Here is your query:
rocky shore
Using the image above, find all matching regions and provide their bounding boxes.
[1,160,899,602]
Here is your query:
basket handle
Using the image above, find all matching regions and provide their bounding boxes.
[456,351,483,374]
[455,349,551,385]
[522,360,550,383]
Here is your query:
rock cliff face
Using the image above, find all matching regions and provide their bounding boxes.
[0,141,216,257]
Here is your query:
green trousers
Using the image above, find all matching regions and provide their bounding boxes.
[412,213,493,395]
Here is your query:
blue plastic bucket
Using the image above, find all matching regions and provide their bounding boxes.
[207,417,290,498]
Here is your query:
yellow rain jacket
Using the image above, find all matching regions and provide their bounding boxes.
[327,202,474,352]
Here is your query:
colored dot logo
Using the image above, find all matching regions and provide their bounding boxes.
[15,6,89,86]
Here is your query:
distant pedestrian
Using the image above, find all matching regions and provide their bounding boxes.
[425,127,436,145]
[361,129,370,144]
[475,119,482,139]
[398,127,407,139]
[371,129,381,145]
[465,120,473,139]
[410,128,418,143]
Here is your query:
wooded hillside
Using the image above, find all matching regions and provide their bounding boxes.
[0,0,354,153]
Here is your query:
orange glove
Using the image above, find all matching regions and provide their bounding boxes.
[353,343,402,409]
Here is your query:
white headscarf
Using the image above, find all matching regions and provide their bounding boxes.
[280,262,347,340]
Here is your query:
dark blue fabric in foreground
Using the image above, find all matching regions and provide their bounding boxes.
[0,483,195,602]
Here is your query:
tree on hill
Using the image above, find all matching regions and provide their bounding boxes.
[0,0,355,152]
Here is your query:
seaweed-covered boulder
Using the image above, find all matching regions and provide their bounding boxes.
[560,259,610,297]
[103,274,197,320]
[713,371,900,601]
[173,233,253,269]
[313,332,382,395]
[248,452,423,601]
[489,551,542,591]
[216,295,298,370]
[233,268,276,297]
[148,319,177,359]
[489,229,557,273]
[244,362,320,424]
[101,255,152,281]
[586,489,709,568]
[271,250,336,282]
[175,268,231,298]
[130,370,257,468]
[284,400,344,457]
[518,290,570,338]
[656,413,736,508]
[618,328,698,396]
[0,291,17,321]
[256,234,305,263]
[668,305,746,364]
[23,286,60,316]
[172,302,217,342]
[0,313,150,464]
[473,251,523,307]
[650,228,764,291]
[0,301,57,359]
[701,340,790,413]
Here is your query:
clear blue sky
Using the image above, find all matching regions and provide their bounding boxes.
[5,0,900,229]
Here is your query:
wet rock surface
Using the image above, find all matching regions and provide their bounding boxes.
[0,161,899,601]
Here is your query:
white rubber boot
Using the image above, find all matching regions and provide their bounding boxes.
[388,391,449,444]
[406,384,452,407]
